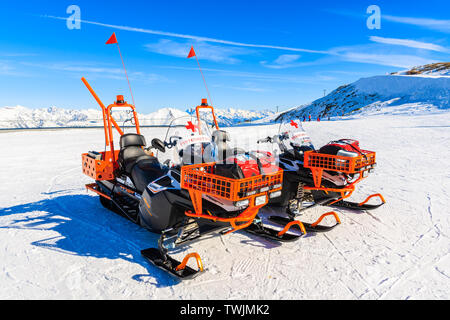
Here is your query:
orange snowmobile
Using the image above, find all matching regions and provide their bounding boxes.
[80,78,289,279]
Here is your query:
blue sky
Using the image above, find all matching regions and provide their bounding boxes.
[0,0,449,112]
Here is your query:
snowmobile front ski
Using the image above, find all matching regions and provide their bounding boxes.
[329,194,386,211]
[141,248,203,280]
[268,211,341,233]
[141,229,208,280]
[244,217,306,242]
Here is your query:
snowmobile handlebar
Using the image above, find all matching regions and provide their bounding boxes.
[257,137,273,144]
[164,136,183,149]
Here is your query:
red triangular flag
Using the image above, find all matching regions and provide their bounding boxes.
[106,32,118,45]
[187,46,196,59]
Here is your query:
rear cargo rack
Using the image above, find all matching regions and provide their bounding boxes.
[303,150,377,205]
[304,150,376,175]
[82,150,119,181]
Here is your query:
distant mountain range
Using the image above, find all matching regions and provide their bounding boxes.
[0,106,275,129]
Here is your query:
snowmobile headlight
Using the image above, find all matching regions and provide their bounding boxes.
[269,191,282,199]
[260,186,270,193]
[272,184,282,190]
[234,199,250,208]
[255,195,267,206]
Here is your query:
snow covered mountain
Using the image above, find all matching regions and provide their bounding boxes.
[0,105,274,129]
[276,63,450,121]
[391,62,450,76]
[189,107,275,126]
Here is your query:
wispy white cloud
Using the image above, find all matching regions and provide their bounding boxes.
[0,60,31,77]
[144,39,250,64]
[370,36,450,53]
[338,52,437,68]
[212,83,268,93]
[329,41,442,68]
[43,15,331,55]
[40,15,447,71]
[21,62,166,82]
[158,65,336,84]
[261,54,303,69]
[328,10,450,34]
[383,15,450,33]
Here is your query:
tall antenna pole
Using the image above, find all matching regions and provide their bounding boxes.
[188,46,213,106]
[106,32,135,106]
[117,43,135,107]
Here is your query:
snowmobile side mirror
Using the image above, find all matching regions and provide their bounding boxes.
[152,138,166,153]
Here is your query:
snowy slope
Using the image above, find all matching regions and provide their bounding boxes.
[277,63,450,121]
[0,111,449,299]
[0,105,274,129]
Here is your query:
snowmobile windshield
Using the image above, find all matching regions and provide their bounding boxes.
[277,120,315,155]
[160,115,216,166]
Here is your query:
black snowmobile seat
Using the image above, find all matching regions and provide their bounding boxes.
[118,133,155,173]
[120,133,147,149]
[118,133,168,192]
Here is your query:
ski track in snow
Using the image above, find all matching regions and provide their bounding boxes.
[0,112,449,299]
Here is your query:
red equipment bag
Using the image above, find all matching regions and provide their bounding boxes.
[319,139,363,156]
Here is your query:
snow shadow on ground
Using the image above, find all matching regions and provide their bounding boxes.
[0,194,180,288]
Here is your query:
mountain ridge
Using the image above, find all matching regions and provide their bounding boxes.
[275,63,450,121]
[0,105,274,129]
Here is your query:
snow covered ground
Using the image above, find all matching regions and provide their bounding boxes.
[0,111,449,300]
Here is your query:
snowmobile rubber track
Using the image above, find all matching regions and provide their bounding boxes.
[268,215,340,233]
[141,248,200,280]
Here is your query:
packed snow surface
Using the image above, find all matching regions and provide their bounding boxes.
[0,111,449,299]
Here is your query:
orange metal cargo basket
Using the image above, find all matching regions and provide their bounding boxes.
[82,150,119,181]
[181,162,283,201]
[303,150,376,174]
